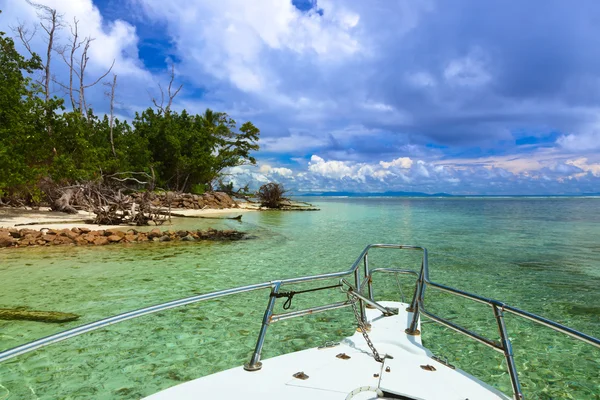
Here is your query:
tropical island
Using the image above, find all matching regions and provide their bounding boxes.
[0,7,312,248]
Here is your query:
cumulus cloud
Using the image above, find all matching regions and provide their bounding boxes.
[3,0,600,193]
[380,157,413,169]
[1,0,153,114]
[557,130,600,152]
[224,153,600,195]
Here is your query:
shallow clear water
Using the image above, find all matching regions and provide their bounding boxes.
[0,198,599,399]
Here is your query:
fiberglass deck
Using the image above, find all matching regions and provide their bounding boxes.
[144,301,510,400]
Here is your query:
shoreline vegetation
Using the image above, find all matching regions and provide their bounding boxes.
[0,191,318,249]
[1,8,316,243]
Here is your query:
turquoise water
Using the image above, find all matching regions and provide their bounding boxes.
[0,197,599,399]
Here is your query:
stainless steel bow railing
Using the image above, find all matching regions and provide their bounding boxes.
[365,245,600,400]
[1,244,598,400]
[0,244,408,367]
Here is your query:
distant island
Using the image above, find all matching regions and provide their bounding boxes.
[296,191,453,197]
[295,191,600,197]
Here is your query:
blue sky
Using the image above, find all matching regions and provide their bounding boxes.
[2,0,600,194]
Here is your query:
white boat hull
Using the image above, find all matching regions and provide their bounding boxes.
[145,301,510,400]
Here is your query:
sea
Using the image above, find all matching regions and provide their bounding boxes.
[0,197,599,399]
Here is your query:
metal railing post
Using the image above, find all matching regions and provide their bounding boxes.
[364,252,374,302]
[354,268,367,326]
[244,282,281,371]
[493,304,523,400]
[406,259,425,335]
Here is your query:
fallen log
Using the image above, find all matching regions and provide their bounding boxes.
[198,214,242,220]
[0,308,80,323]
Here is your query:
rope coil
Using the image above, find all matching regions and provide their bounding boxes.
[270,284,342,310]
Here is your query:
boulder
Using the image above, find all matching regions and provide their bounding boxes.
[8,228,21,238]
[107,235,122,243]
[41,234,56,242]
[93,237,109,246]
[0,235,16,247]
[65,230,80,240]
[124,234,137,242]
[19,238,36,246]
[19,229,41,238]
[54,236,74,245]
[148,228,162,239]
[106,229,125,238]
[159,235,171,242]
[75,236,89,246]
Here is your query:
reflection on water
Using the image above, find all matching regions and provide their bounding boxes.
[0,198,599,399]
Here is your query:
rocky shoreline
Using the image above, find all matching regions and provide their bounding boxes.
[0,227,245,248]
[133,191,238,209]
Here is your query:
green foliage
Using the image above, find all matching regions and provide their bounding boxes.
[190,184,207,195]
[0,22,49,199]
[131,108,260,192]
[257,183,288,208]
[0,12,260,203]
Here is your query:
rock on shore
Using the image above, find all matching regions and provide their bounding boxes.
[132,191,237,209]
[0,227,245,248]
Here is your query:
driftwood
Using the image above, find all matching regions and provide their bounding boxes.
[40,175,169,226]
[169,212,242,220]
[0,308,80,323]
[53,188,78,214]
[198,214,242,220]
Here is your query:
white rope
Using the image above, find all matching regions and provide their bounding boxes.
[345,386,384,400]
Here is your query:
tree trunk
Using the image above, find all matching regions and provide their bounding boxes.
[109,74,117,158]
[53,189,78,214]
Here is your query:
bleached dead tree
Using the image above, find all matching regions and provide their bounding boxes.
[77,37,115,119]
[151,64,183,115]
[53,18,115,117]
[13,1,64,135]
[56,17,82,111]
[104,73,118,158]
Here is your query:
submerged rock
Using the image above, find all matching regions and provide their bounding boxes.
[0,227,247,248]
[0,308,80,323]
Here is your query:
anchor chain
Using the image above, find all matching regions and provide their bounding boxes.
[347,291,384,363]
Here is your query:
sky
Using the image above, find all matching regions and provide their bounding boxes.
[2,0,600,194]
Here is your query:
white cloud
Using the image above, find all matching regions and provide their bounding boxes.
[6,0,149,78]
[444,49,491,87]
[566,158,600,177]
[380,157,413,169]
[308,155,355,179]
[225,152,600,194]
[137,0,360,94]
[557,129,600,152]
[407,71,436,88]
[259,164,293,177]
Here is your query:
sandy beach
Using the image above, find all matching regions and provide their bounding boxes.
[0,205,258,231]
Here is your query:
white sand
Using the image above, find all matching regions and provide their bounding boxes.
[0,205,258,230]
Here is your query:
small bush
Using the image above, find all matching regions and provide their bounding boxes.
[190,184,207,195]
[256,183,288,208]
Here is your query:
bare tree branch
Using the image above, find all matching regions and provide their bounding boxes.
[151,63,183,115]
[11,22,37,58]
[54,17,82,111]
[104,74,118,158]
[151,83,165,113]
[84,59,115,89]
[165,63,183,114]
